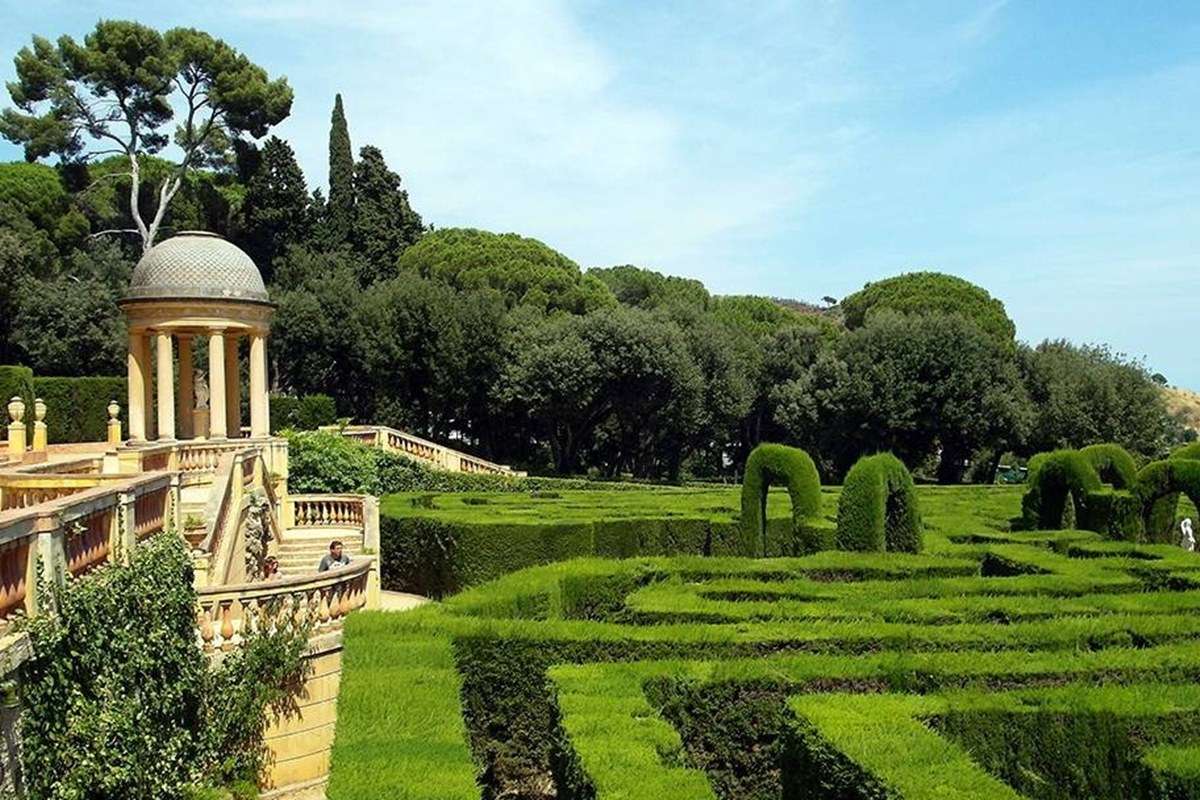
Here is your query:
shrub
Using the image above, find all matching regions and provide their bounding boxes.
[1171,442,1200,462]
[17,534,308,799]
[1079,443,1138,489]
[740,444,821,557]
[1021,449,1102,530]
[32,375,126,443]
[270,393,338,433]
[285,430,665,495]
[836,452,923,552]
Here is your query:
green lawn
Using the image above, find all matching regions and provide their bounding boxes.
[330,484,1200,800]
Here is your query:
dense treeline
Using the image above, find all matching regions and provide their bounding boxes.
[0,20,1190,482]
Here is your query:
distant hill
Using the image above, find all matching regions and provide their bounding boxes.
[1163,386,1200,432]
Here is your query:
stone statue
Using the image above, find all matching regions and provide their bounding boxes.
[1182,518,1195,553]
[195,371,209,410]
[244,492,275,581]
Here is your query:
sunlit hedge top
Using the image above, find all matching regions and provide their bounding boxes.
[396,227,616,314]
[840,271,1016,344]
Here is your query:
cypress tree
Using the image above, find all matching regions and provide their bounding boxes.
[327,93,355,243]
[241,136,312,279]
[353,145,424,284]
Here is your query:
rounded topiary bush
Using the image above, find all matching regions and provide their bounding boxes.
[1021,449,1102,530]
[740,443,821,557]
[1171,442,1200,462]
[1079,443,1138,489]
[836,453,923,553]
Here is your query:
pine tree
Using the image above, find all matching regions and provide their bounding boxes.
[327,93,356,244]
[240,136,312,281]
[352,145,424,285]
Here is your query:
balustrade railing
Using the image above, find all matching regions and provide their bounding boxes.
[196,560,371,652]
[0,532,33,626]
[134,484,169,540]
[66,507,113,577]
[289,495,365,528]
[324,424,523,476]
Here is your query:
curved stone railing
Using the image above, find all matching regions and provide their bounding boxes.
[196,559,372,652]
[322,424,524,476]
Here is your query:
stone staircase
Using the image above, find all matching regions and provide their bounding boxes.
[274,529,365,577]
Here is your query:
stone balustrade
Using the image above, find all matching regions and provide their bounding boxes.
[289,495,365,528]
[323,424,525,476]
[0,472,174,636]
[196,559,372,652]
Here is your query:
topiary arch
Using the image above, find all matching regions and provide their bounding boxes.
[1136,458,1200,544]
[836,453,923,553]
[740,443,821,557]
[1079,443,1138,489]
[1021,450,1102,531]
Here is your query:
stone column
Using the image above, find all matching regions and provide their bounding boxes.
[127,331,148,442]
[144,332,156,441]
[225,335,241,438]
[177,335,194,439]
[156,332,176,441]
[209,330,227,439]
[250,332,270,438]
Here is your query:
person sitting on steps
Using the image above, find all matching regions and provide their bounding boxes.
[318,540,351,572]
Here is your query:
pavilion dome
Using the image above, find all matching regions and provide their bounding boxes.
[123,231,269,304]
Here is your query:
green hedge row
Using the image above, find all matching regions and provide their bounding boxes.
[0,365,34,415]
[379,512,836,597]
[835,452,922,553]
[0,367,124,444]
[270,393,338,433]
[740,443,822,557]
[33,376,126,443]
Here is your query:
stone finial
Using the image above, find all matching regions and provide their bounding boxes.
[107,400,123,446]
[34,398,46,423]
[31,397,47,454]
[8,396,25,424]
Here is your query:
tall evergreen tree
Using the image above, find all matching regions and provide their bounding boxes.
[327,93,355,244]
[352,145,424,284]
[240,136,312,281]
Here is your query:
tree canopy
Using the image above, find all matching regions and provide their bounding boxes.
[396,227,615,314]
[840,271,1016,344]
[0,20,292,250]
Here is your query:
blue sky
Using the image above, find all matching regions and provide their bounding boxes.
[3,2,1199,384]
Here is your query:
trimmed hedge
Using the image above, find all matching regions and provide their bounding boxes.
[740,444,821,557]
[835,452,922,553]
[0,364,34,418]
[1080,443,1138,489]
[270,393,338,433]
[1021,449,1101,530]
[1136,458,1200,544]
[1171,442,1200,462]
[33,376,126,443]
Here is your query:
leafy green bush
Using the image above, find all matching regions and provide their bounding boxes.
[740,443,821,557]
[270,393,338,433]
[33,375,126,443]
[17,534,309,799]
[836,452,923,552]
[285,430,664,495]
[1171,441,1200,462]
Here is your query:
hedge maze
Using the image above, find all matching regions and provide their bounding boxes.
[331,483,1200,800]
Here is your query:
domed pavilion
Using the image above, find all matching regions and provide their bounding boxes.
[119,231,273,443]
